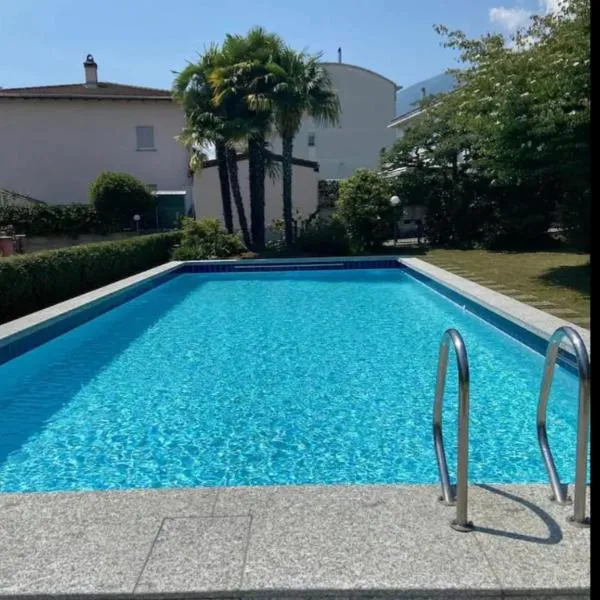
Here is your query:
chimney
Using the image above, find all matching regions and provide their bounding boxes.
[421,86,426,99]
[337,47,342,63]
[83,54,98,87]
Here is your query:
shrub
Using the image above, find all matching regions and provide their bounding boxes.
[89,172,155,228]
[336,169,394,252]
[0,204,106,236]
[171,218,246,260]
[317,180,340,209]
[0,232,180,324]
[293,216,350,256]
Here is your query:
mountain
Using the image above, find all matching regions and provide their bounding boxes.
[395,72,457,118]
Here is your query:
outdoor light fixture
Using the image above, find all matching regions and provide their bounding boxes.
[390,196,401,247]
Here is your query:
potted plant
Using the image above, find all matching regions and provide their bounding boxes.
[0,224,15,256]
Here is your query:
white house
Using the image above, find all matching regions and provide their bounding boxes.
[383,73,460,237]
[1,53,400,230]
[0,55,192,214]
[388,72,457,139]
[271,58,399,180]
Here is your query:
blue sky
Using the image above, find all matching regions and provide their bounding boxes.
[0,0,558,91]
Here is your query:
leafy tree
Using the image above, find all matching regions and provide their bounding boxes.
[89,172,154,229]
[382,0,590,249]
[336,169,394,252]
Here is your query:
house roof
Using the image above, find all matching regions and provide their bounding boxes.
[388,107,425,129]
[202,151,319,172]
[394,72,457,119]
[0,82,173,101]
[320,62,400,91]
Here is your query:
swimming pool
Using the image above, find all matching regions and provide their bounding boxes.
[0,261,583,493]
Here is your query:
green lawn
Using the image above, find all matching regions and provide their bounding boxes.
[421,249,590,328]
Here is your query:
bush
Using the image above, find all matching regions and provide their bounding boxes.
[89,172,155,228]
[171,218,246,260]
[336,169,394,252]
[317,180,340,209]
[293,217,350,256]
[0,204,106,236]
[0,232,180,324]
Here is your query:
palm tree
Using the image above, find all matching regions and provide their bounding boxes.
[261,50,340,245]
[211,27,285,251]
[173,48,251,247]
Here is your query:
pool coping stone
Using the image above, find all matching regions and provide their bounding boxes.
[0,484,589,598]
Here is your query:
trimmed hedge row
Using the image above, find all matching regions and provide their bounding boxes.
[0,203,106,236]
[0,232,180,324]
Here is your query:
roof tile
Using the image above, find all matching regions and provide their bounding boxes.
[0,82,172,100]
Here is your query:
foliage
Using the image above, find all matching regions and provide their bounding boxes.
[247,48,340,244]
[208,27,286,252]
[382,0,590,249]
[336,169,394,252]
[317,180,340,209]
[89,172,155,228]
[171,218,246,260]
[0,203,106,236]
[0,233,180,324]
[172,46,240,239]
[292,216,350,256]
[174,29,340,251]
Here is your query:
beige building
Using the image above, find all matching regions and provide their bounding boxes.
[271,59,399,180]
[1,54,401,231]
[194,153,320,233]
[0,55,192,210]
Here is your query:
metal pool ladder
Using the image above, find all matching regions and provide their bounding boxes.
[433,328,474,532]
[537,326,591,528]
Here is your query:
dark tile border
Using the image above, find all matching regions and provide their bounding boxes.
[0,259,576,374]
[179,259,400,273]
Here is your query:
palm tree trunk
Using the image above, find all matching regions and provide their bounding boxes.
[248,137,266,251]
[215,142,233,233]
[282,135,294,245]
[226,147,251,249]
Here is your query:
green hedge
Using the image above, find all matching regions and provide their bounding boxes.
[0,204,106,236]
[0,232,180,324]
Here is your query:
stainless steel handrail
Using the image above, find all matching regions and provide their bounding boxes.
[433,328,473,532]
[537,326,591,527]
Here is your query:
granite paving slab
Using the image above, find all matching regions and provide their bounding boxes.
[134,516,252,595]
[217,485,501,594]
[0,484,590,598]
[469,485,590,594]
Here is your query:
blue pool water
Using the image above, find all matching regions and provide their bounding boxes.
[0,268,582,493]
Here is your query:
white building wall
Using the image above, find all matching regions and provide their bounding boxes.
[0,99,192,207]
[271,63,397,180]
[193,161,319,230]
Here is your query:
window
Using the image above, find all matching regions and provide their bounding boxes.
[136,126,155,150]
[308,132,316,147]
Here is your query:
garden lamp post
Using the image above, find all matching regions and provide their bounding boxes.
[133,214,141,234]
[390,195,401,247]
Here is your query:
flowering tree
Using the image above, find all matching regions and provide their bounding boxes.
[383,0,590,248]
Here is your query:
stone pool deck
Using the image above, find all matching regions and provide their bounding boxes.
[0,483,590,599]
